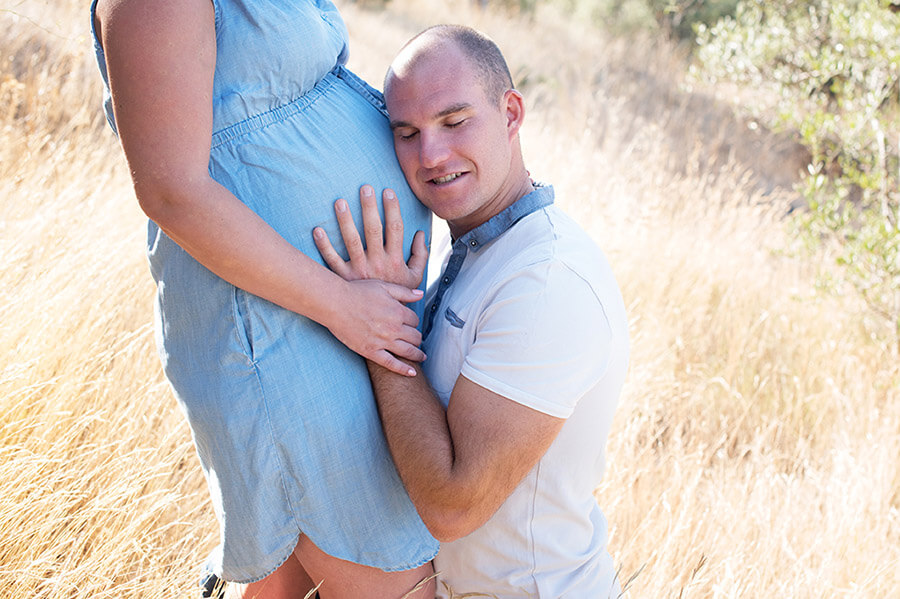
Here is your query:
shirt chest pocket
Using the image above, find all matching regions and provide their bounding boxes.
[424,303,472,400]
[443,306,466,329]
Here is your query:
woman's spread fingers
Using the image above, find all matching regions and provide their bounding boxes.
[335,198,366,265]
[382,188,404,256]
[360,185,384,256]
[313,227,351,278]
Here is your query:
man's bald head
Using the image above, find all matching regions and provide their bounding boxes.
[385,25,514,106]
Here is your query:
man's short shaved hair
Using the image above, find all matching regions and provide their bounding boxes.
[387,24,515,104]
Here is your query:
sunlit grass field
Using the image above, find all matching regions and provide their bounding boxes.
[1,0,897,597]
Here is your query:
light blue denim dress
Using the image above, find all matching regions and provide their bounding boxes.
[90,0,437,584]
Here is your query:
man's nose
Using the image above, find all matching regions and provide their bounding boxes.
[419,131,450,169]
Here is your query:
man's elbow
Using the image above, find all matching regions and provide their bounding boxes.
[412,474,500,542]
[420,506,483,543]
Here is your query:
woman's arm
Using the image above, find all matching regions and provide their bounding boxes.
[95,0,423,375]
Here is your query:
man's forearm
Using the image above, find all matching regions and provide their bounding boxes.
[366,360,462,534]
[367,358,567,541]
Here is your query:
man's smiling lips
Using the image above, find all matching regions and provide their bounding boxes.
[429,172,465,186]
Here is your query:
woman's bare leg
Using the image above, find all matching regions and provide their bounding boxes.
[293,534,435,599]
[226,551,318,599]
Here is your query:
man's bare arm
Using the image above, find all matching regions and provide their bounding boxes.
[367,360,564,542]
[315,187,565,539]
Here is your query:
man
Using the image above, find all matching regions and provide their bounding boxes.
[315,25,629,598]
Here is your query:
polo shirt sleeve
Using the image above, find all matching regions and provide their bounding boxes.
[459,259,613,419]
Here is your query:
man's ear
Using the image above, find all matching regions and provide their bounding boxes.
[503,89,525,138]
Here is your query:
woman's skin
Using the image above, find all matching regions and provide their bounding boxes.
[94,0,437,597]
[95,0,425,378]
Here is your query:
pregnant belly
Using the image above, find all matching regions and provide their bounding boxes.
[207,81,430,265]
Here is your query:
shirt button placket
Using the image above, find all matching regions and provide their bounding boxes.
[423,243,467,339]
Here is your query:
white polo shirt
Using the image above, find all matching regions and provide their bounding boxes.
[422,185,629,598]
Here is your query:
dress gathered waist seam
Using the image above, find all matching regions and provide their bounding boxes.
[210,68,341,149]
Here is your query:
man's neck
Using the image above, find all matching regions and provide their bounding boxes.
[448,170,534,239]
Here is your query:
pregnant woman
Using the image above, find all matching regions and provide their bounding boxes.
[90,1,438,597]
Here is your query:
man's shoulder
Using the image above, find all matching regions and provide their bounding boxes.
[459,204,628,419]
[480,203,628,334]
[492,205,610,287]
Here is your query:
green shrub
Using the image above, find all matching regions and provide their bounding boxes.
[652,0,742,39]
[694,0,900,346]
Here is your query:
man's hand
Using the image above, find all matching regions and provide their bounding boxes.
[313,185,428,289]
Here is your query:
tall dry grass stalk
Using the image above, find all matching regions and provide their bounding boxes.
[1,0,897,597]
[2,2,213,596]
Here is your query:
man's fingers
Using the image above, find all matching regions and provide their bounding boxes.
[313,227,352,279]
[390,340,426,363]
[384,282,425,305]
[401,307,421,329]
[408,230,429,281]
[382,188,405,256]
[371,349,418,377]
[360,185,385,256]
[400,321,422,347]
[335,198,366,265]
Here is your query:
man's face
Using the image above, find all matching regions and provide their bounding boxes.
[385,43,519,237]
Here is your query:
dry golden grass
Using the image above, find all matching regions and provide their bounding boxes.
[1,0,897,597]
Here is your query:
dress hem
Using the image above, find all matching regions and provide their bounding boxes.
[222,532,301,585]
[220,531,439,584]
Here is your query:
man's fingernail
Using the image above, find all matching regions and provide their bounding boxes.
[385,189,396,200]
[362,185,374,197]
[313,228,323,239]
[336,199,347,212]
[407,367,417,376]
[413,289,424,295]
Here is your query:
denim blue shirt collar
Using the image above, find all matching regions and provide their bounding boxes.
[454,183,555,252]
[423,184,555,339]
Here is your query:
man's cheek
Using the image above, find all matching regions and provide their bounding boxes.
[394,150,417,182]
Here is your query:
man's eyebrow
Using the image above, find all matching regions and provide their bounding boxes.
[389,119,412,130]
[389,103,473,130]
[435,102,473,118]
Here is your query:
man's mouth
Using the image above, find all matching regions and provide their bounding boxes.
[430,172,463,185]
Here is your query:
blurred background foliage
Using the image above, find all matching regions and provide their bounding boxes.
[693,0,899,346]
[359,0,743,39]
[353,0,900,346]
